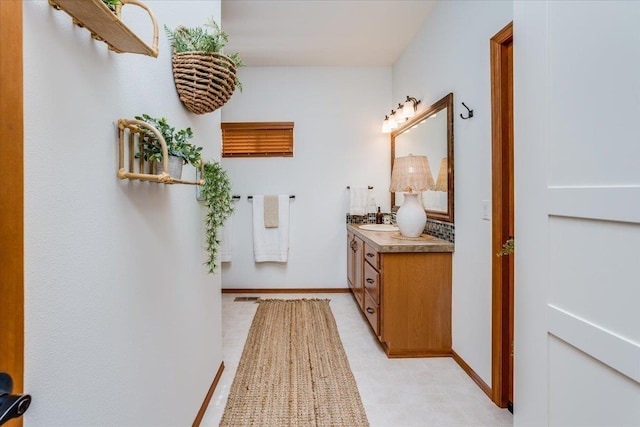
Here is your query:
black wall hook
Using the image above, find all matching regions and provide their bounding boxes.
[460,102,474,119]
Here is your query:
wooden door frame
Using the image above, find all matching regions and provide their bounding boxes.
[0,1,24,426]
[490,21,514,409]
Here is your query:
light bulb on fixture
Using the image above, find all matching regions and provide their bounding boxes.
[381,115,391,133]
[396,103,406,121]
[400,102,413,119]
[401,96,421,119]
[388,110,399,129]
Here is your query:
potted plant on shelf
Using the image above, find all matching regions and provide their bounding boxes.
[201,161,234,273]
[165,17,244,115]
[134,113,202,179]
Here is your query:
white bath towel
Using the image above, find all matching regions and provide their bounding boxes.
[252,195,290,262]
[220,217,232,263]
[349,186,369,215]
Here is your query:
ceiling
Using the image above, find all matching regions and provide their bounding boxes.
[221,0,436,67]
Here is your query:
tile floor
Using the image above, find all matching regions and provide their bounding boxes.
[200,293,513,427]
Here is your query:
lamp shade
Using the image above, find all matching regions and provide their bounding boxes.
[389,155,435,193]
[389,117,398,130]
[434,157,448,192]
[401,99,416,119]
[381,116,391,133]
[389,110,399,129]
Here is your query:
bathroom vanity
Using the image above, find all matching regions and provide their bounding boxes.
[346,224,454,357]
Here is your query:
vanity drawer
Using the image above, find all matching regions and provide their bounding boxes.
[363,290,379,337]
[363,243,379,270]
[363,261,380,304]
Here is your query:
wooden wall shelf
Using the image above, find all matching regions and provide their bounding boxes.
[49,0,159,58]
[117,119,204,186]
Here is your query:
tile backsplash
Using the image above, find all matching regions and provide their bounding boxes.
[423,219,455,243]
[346,213,455,244]
[346,213,379,224]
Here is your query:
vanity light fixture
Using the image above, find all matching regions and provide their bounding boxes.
[389,154,435,237]
[381,96,422,133]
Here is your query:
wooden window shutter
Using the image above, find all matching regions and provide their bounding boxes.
[221,122,294,157]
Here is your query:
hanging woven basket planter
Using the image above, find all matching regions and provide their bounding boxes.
[171,51,238,115]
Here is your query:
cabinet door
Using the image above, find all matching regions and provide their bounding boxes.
[347,232,355,287]
[347,233,364,309]
[381,252,452,356]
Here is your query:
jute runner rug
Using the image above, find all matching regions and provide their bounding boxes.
[219,299,370,427]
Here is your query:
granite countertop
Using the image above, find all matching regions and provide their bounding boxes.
[347,224,454,253]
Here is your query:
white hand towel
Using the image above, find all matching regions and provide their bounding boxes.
[349,186,369,215]
[220,217,232,263]
[263,195,279,228]
[252,195,290,262]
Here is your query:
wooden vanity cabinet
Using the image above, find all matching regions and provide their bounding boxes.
[347,227,453,358]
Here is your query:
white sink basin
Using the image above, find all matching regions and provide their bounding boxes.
[358,224,399,232]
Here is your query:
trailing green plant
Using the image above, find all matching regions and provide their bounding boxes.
[497,236,514,257]
[201,161,234,273]
[101,0,120,13]
[134,114,202,167]
[164,17,244,90]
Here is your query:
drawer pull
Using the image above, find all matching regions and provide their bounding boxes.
[366,278,375,284]
[366,307,375,314]
[366,253,375,258]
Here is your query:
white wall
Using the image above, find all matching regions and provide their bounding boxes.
[220,67,391,289]
[23,2,223,426]
[514,1,640,425]
[392,1,512,386]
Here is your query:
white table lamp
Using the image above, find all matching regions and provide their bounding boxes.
[390,155,435,237]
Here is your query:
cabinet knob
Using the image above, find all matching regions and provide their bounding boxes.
[366,278,374,284]
[366,307,375,314]
[366,253,374,258]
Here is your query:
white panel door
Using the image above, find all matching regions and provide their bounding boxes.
[514,1,640,425]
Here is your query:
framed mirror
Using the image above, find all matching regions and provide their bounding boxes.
[391,92,454,223]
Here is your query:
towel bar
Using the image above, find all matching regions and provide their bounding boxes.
[347,186,373,189]
[248,195,295,200]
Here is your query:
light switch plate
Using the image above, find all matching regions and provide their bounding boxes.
[482,200,491,220]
